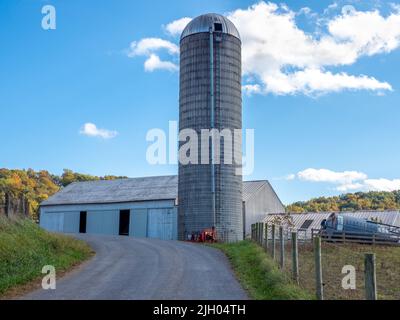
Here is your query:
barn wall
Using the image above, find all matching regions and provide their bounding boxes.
[40,200,178,240]
[244,183,285,237]
[63,211,80,233]
[40,211,64,232]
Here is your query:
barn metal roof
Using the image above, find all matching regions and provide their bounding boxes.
[41,176,179,206]
[264,211,400,230]
[242,180,267,202]
[41,176,273,206]
[181,13,241,41]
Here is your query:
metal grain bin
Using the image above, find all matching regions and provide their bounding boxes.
[178,13,243,242]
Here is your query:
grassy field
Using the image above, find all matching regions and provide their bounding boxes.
[275,240,400,300]
[211,240,313,300]
[0,217,93,298]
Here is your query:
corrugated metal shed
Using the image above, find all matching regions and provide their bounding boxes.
[42,176,276,207]
[263,211,400,239]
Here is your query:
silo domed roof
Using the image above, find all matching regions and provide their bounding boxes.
[180,13,241,41]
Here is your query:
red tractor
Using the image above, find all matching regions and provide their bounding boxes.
[188,227,218,243]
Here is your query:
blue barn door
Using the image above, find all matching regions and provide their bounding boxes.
[130,209,148,238]
[147,209,176,240]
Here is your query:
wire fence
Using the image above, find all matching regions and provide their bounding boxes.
[252,222,400,300]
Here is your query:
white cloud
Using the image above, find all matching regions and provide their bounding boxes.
[297,168,367,184]
[253,68,391,95]
[127,38,179,72]
[144,54,178,72]
[297,6,317,18]
[336,182,365,192]
[328,9,400,56]
[164,17,192,37]
[80,123,118,139]
[285,174,296,181]
[127,38,179,57]
[291,168,400,192]
[364,179,400,192]
[391,3,400,13]
[227,1,398,95]
[127,1,400,95]
[243,83,262,95]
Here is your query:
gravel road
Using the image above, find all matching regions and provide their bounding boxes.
[22,234,248,300]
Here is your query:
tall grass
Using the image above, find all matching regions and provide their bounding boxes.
[212,240,313,300]
[0,216,93,296]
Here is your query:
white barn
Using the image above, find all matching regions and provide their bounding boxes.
[40,176,284,240]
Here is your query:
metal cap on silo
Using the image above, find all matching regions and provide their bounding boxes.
[180,13,241,41]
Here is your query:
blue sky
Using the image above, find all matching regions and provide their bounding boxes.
[0,0,399,204]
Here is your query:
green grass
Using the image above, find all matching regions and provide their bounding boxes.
[211,240,313,300]
[0,216,93,297]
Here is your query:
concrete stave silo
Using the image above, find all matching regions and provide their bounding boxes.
[178,13,243,243]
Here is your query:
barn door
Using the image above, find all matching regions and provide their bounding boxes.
[147,209,175,240]
[79,211,87,233]
[119,210,130,236]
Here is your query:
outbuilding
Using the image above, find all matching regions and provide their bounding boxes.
[40,175,284,240]
[263,210,400,240]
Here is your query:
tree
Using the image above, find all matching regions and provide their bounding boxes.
[286,190,400,213]
[0,168,128,219]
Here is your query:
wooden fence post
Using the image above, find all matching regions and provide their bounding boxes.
[265,223,269,250]
[365,253,377,300]
[271,224,276,260]
[279,226,285,269]
[259,222,264,245]
[292,232,299,284]
[5,193,10,217]
[314,236,324,300]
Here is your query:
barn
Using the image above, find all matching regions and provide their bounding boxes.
[40,176,285,240]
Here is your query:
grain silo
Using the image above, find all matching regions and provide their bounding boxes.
[178,13,243,242]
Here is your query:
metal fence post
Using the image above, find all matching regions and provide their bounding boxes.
[265,223,269,250]
[314,236,324,300]
[271,224,276,260]
[365,253,377,300]
[255,223,258,243]
[292,232,299,284]
[279,226,285,269]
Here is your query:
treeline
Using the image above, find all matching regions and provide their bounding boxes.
[0,169,127,219]
[2,168,399,218]
[287,191,400,213]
